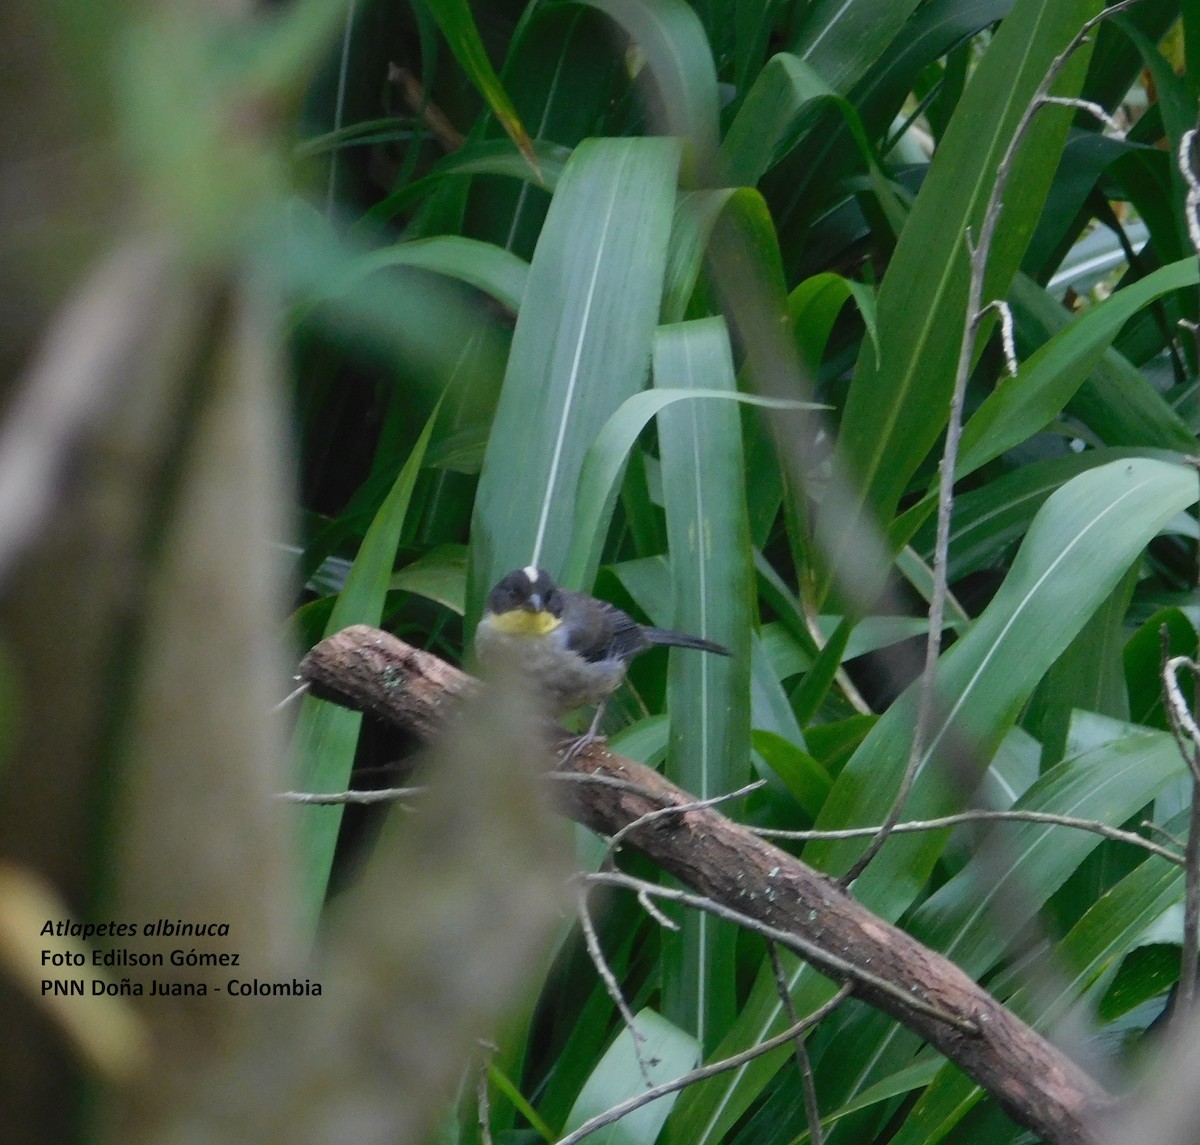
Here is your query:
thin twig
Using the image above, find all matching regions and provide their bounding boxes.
[1144,820,1187,850]
[840,0,1144,888]
[574,883,653,1086]
[1162,648,1200,1016]
[477,1043,495,1145]
[753,807,1183,865]
[768,942,828,1145]
[1178,130,1200,256]
[637,888,679,930]
[1037,95,1123,134]
[1164,655,1200,773]
[587,870,978,1035]
[272,680,310,712]
[275,786,426,805]
[546,770,666,798]
[979,299,1018,377]
[552,983,853,1145]
[600,780,767,867]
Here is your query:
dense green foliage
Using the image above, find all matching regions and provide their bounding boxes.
[286,1,1200,1143]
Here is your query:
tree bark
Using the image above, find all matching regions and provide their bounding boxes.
[300,624,1114,1145]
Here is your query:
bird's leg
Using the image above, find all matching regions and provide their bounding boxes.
[560,700,608,763]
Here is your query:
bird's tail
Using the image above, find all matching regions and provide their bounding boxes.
[642,628,731,656]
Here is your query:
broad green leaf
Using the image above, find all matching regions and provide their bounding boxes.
[790,271,878,371]
[810,1057,944,1137]
[562,387,809,590]
[1009,272,1197,451]
[909,731,1185,981]
[909,447,1182,582]
[790,0,925,94]
[733,0,772,93]
[807,459,1198,913]
[751,729,830,817]
[1098,943,1179,1021]
[291,405,439,932]
[579,0,720,175]
[851,0,1015,133]
[790,617,851,727]
[820,0,1097,600]
[359,138,569,233]
[423,0,535,163]
[749,631,808,749]
[326,236,529,313]
[389,543,468,615]
[1125,607,1199,729]
[536,906,644,1130]
[655,317,754,1053]
[664,189,785,324]
[469,137,680,619]
[480,6,628,258]
[1021,563,1136,766]
[958,258,1200,479]
[666,954,840,1145]
[562,1007,700,1145]
[1081,0,1180,112]
[721,53,893,202]
[609,713,670,766]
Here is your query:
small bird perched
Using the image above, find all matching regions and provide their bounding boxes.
[474,566,730,736]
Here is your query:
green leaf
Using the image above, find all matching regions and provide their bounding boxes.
[751,729,831,817]
[790,0,925,94]
[790,271,879,371]
[1009,271,1198,451]
[1125,607,1199,729]
[721,53,893,198]
[422,0,535,164]
[893,819,1185,1145]
[290,404,440,933]
[911,731,1185,980]
[910,446,1181,582]
[958,258,1200,479]
[562,388,809,590]
[808,459,1198,913]
[789,618,851,727]
[749,631,808,748]
[834,726,1185,1145]
[562,1008,700,1145]
[358,138,569,233]
[390,543,468,615]
[469,137,681,618]
[579,0,720,175]
[326,236,529,314]
[654,317,754,1053]
[820,0,1097,598]
[1021,563,1136,766]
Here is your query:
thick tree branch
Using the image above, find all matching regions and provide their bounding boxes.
[299,625,1115,1145]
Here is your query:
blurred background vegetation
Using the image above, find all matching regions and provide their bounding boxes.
[3,0,1200,1142]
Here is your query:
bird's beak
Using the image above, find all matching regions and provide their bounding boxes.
[525,594,543,612]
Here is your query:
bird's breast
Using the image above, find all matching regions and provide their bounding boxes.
[475,620,627,714]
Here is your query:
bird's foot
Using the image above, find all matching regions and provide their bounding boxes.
[557,703,608,763]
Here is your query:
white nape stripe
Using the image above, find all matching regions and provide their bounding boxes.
[522,565,539,582]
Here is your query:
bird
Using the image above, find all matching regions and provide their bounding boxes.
[474,566,730,745]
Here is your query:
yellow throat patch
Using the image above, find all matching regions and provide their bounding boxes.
[485,608,562,637]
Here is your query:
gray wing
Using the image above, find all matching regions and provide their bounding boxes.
[562,592,648,664]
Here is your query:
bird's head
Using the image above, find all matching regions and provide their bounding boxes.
[483,566,565,635]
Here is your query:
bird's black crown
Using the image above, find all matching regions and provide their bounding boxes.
[486,566,564,616]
